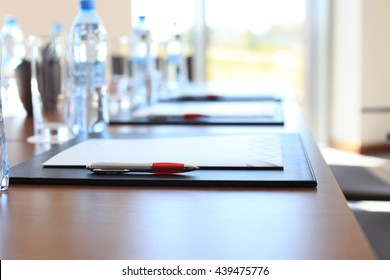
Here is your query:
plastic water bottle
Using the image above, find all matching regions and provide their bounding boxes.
[67,0,109,134]
[131,16,158,106]
[1,16,25,74]
[165,22,188,96]
[0,16,26,116]
[0,95,9,191]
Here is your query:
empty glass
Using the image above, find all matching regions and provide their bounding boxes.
[0,96,9,191]
[27,34,75,143]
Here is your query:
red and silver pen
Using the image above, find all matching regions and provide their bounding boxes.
[178,94,220,101]
[86,162,200,174]
[147,113,205,120]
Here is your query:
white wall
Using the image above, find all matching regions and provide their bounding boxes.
[331,0,390,151]
[0,0,132,40]
[361,0,390,108]
[361,0,390,145]
[331,0,362,148]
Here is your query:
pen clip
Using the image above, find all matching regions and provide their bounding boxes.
[90,168,130,175]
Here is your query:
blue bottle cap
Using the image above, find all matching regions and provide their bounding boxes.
[80,0,96,10]
[52,22,63,35]
[4,16,18,26]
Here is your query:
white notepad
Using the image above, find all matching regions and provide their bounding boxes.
[43,134,283,168]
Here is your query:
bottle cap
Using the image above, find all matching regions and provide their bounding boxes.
[80,0,96,10]
[4,16,18,26]
[52,22,63,35]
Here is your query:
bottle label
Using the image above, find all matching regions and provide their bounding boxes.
[168,54,181,64]
[73,61,106,87]
[134,56,147,65]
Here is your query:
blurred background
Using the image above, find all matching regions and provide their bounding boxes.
[2,0,389,154]
[1,0,390,259]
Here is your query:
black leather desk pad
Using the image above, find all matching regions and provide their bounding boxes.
[109,99,284,126]
[10,133,316,188]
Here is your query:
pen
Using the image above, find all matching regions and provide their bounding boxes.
[177,94,220,101]
[146,112,264,120]
[175,94,281,102]
[86,162,200,174]
[144,113,205,120]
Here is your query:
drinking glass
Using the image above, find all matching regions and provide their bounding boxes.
[27,34,75,143]
[0,96,9,191]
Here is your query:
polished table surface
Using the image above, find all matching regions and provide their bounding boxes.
[0,98,376,259]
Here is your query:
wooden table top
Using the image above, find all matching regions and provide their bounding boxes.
[0,99,376,259]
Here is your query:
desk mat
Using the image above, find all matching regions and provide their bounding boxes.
[109,99,284,126]
[10,133,316,188]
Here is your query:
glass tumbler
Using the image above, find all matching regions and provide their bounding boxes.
[27,34,75,143]
[0,96,10,191]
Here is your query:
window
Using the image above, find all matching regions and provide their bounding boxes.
[131,0,306,100]
[206,0,305,100]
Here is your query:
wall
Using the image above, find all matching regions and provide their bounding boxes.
[331,0,362,149]
[361,0,390,146]
[0,0,132,40]
[331,0,390,152]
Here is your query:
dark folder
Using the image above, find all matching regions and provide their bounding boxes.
[10,133,316,188]
[109,99,284,126]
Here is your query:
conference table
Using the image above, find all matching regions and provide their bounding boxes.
[0,89,376,260]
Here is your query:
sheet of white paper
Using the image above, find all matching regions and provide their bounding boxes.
[132,101,277,118]
[43,134,283,168]
[180,80,289,96]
